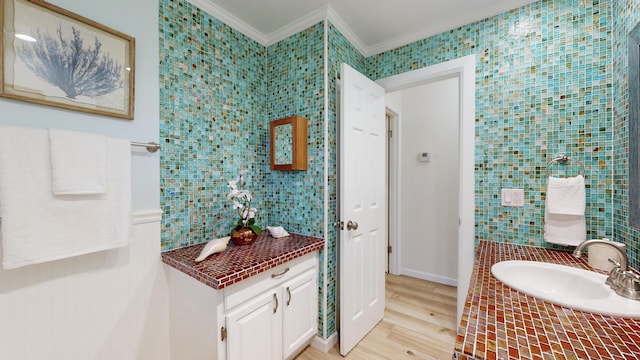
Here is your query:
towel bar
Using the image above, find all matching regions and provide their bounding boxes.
[546,154,585,177]
[131,141,160,153]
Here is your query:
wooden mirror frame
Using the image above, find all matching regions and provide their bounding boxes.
[629,22,640,228]
[270,116,308,171]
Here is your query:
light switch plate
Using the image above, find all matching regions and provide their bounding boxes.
[502,188,524,207]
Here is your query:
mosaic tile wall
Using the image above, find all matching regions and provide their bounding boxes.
[326,21,367,337]
[265,22,325,237]
[159,0,268,250]
[367,0,614,248]
[158,0,627,342]
[612,0,640,269]
[264,21,327,336]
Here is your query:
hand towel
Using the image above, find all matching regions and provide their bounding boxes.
[49,128,107,195]
[0,125,131,269]
[546,175,585,215]
[543,208,586,246]
[266,226,290,238]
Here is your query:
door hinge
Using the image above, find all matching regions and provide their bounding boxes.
[221,326,227,341]
[388,130,393,138]
[388,245,392,254]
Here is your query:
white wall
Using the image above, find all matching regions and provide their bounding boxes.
[0,213,170,360]
[0,0,160,210]
[395,77,459,285]
[0,1,168,358]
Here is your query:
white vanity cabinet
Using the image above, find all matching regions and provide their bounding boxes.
[225,289,283,360]
[281,269,318,359]
[165,251,318,360]
[224,255,318,360]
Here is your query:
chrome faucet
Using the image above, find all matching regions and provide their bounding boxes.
[573,239,628,271]
[573,239,640,300]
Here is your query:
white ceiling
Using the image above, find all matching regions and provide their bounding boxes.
[193,0,537,56]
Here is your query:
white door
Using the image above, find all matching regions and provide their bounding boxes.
[339,63,387,355]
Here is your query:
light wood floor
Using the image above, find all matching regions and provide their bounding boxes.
[296,274,457,360]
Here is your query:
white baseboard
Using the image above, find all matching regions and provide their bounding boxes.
[402,269,457,287]
[310,332,338,353]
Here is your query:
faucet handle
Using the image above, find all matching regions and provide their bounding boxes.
[615,272,640,300]
[606,264,624,290]
[628,267,640,279]
[608,258,621,267]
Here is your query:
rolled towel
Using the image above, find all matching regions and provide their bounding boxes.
[266,226,290,238]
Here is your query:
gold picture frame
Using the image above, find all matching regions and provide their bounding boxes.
[0,0,135,119]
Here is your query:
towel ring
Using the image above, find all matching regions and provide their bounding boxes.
[546,154,585,178]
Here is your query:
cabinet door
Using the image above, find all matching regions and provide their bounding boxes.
[226,290,283,360]
[282,269,318,359]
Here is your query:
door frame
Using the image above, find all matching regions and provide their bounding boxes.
[376,54,475,324]
[385,108,400,275]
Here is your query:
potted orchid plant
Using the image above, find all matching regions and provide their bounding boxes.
[227,170,262,245]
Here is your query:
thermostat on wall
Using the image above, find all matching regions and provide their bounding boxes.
[417,152,430,162]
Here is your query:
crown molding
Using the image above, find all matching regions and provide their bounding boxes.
[325,5,367,57]
[186,0,268,45]
[265,6,328,46]
[185,0,429,57]
[365,29,438,57]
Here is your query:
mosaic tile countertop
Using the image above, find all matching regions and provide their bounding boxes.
[454,241,640,360]
[161,233,324,290]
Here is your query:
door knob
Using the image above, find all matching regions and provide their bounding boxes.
[347,220,359,231]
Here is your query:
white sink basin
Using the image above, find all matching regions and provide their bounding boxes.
[491,260,640,318]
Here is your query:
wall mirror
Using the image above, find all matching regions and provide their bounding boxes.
[629,22,640,228]
[270,116,308,171]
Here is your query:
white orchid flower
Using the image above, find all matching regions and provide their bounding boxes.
[232,200,244,210]
[239,190,252,201]
[227,188,241,198]
[227,170,259,232]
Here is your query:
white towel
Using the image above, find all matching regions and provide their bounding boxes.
[266,226,290,238]
[49,128,107,195]
[544,175,586,246]
[0,125,131,269]
[543,208,586,246]
[546,175,585,215]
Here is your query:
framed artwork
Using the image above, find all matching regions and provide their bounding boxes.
[0,0,135,119]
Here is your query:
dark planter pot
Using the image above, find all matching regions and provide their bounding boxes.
[231,227,258,245]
